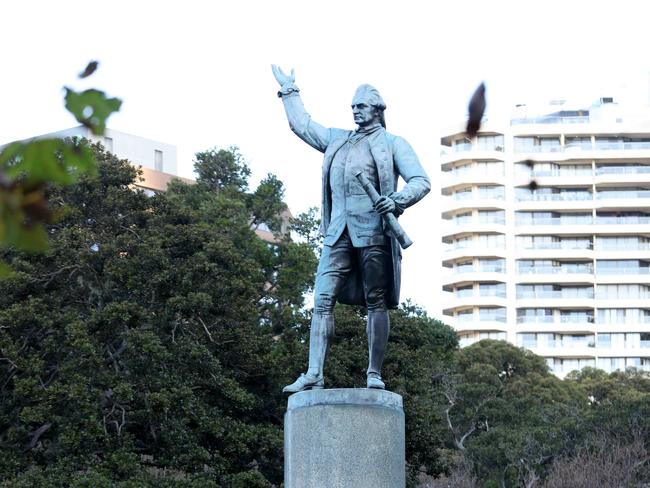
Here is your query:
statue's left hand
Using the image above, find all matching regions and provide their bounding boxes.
[374,196,396,215]
[271,65,295,87]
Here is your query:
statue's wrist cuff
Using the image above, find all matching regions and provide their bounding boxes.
[277,83,300,98]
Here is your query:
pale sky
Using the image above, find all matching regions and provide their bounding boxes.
[2,0,650,315]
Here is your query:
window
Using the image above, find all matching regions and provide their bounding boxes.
[478,233,505,248]
[456,285,474,298]
[457,310,474,322]
[476,135,504,151]
[479,307,506,322]
[479,283,506,297]
[597,333,611,348]
[104,136,113,152]
[454,187,473,200]
[514,136,561,153]
[455,211,472,225]
[477,185,505,200]
[565,136,592,150]
[517,308,553,323]
[154,150,163,171]
[455,236,473,249]
[518,333,537,348]
[478,258,505,273]
[478,210,505,224]
[455,260,474,273]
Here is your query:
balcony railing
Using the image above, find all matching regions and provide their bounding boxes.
[456,315,507,323]
[560,315,595,323]
[514,145,562,154]
[595,294,650,300]
[595,141,650,151]
[448,169,506,178]
[517,316,554,324]
[597,267,650,275]
[596,166,650,175]
[597,245,650,251]
[596,190,650,199]
[455,290,507,299]
[595,216,650,225]
[517,316,595,325]
[454,218,506,225]
[516,217,593,226]
[518,266,593,275]
[517,192,592,202]
[519,169,593,177]
[517,291,594,299]
[511,116,590,125]
[452,143,505,153]
[453,192,505,201]
[522,242,593,250]
[455,266,506,274]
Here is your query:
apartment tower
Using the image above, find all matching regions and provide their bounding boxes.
[440,98,650,376]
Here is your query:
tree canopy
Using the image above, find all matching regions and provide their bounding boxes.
[0,144,460,487]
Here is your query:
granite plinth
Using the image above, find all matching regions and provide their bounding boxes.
[284,388,405,488]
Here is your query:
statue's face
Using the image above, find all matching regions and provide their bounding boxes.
[351,94,380,128]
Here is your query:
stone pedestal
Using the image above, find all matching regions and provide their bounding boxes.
[284,388,405,488]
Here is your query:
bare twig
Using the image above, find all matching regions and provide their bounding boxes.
[197,317,214,343]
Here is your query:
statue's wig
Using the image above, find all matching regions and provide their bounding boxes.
[353,84,387,128]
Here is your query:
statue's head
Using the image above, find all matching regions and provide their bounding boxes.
[351,84,386,129]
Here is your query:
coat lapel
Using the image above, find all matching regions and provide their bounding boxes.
[368,129,394,196]
[320,135,350,234]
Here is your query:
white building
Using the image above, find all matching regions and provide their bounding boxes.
[38,126,178,175]
[440,97,650,377]
[17,126,189,193]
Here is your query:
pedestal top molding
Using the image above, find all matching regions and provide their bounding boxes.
[287,388,403,411]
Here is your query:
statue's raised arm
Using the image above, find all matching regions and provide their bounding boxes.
[272,65,343,153]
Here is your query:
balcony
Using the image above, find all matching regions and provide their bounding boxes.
[594,216,650,225]
[596,190,650,200]
[441,170,505,188]
[516,217,593,226]
[514,145,562,154]
[518,265,594,275]
[596,166,650,176]
[517,291,594,299]
[597,267,650,275]
[520,242,593,251]
[594,141,650,151]
[516,192,592,202]
[511,116,590,125]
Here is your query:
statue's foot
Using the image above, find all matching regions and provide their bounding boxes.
[283,373,324,394]
[367,373,385,390]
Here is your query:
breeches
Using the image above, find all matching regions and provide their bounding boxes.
[313,228,391,313]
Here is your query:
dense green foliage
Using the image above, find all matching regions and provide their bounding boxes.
[0,144,459,487]
[435,341,650,487]
[2,142,649,487]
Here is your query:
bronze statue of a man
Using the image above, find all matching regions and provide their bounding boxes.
[272,66,430,393]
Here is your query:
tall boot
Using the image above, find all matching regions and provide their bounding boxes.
[367,310,389,389]
[283,313,334,394]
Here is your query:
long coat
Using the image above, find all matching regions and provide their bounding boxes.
[280,90,430,308]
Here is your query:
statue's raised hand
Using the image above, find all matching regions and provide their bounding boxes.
[272,65,295,87]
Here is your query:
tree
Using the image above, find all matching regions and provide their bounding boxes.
[440,340,585,488]
[0,143,312,486]
[193,146,250,194]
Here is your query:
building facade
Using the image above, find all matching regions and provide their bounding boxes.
[24,126,190,193]
[440,98,650,377]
